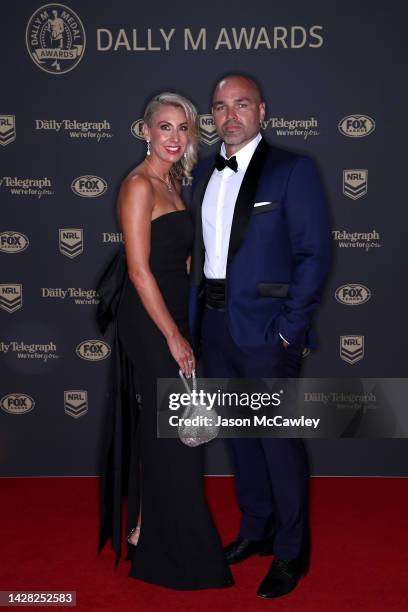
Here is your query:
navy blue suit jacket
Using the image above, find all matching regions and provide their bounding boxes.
[189,138,331,352]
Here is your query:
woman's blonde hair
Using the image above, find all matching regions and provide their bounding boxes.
[143,92,199,180]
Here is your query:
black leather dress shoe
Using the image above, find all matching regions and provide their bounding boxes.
[257,556,309,599]
[224,535,273,565]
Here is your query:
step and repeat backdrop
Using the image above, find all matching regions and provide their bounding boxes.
[1,1,407,476]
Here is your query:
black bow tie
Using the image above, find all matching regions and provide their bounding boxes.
[215,153,238,173]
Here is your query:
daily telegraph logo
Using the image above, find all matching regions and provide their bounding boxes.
[0,341,58,362]
[0,176,53,198]
[199,115,220,146]
[0,115,16,146]
[332,230,382,251]
[130,119,145,140]
[35,119,112,141]
[0,232,29,254]
[71,175,107,197]
[335,284,371,306]
[26,4,86,74]
[0,284,22,313]
[263,117,320,139]
[59,228,83,258]
[41,287,99,305]
[343,170,368,200]
[340,335,364,365]
[338,115,375,138]
[64,390,88,418]
[102,232,123,243]
[0,393,35,415]
[76,340,111,361]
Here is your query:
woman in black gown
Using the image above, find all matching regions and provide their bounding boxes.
[98,93,233,590]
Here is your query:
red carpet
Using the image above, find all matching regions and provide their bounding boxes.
[0,476,407,611]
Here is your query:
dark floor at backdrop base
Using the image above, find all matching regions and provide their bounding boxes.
[0,476,407,611]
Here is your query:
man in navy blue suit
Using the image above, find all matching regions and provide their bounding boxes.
[189,74,331,599]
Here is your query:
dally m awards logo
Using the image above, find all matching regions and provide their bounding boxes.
[0,284,23,313]
[0,115,16,146]
[1,393,35,415]
[338,115,375,138]
[76,340,111,361]
[26,4,86,75]
[59,228,83,258]
[340,335,364,365]
[0,232,29,254]
[343,170,368,200]
[64,390,88,418]
[71,175,107,197]
[199,114,220,146]
[335,284,371,306]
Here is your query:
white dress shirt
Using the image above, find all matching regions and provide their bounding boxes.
[202,132,262,279]
[201,132,289,344]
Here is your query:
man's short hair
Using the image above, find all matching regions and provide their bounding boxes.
[212,73,264,103]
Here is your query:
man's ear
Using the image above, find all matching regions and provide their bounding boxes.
[259,102,266,124]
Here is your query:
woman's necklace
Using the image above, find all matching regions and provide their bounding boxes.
[145,159,173,192]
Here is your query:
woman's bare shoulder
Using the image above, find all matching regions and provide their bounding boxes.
[120,167,153,201]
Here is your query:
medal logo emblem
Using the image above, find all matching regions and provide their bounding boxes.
[26,4,86,75]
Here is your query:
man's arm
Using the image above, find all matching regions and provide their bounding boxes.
[277,156,332,345]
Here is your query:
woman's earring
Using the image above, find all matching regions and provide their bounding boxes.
[146,140,151,156]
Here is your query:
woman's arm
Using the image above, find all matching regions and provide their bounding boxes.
[118,176,195,375]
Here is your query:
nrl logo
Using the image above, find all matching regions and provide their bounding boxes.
[343,170,368,200]
[59,228,83,258]
[199,114,220,146]
[26,3,86,75]
[340,335,364,365]
[0,115,16,146]
[130,118,145,140]
[1,393,35,415]
[0,284,23,313]
[64,390,88,418]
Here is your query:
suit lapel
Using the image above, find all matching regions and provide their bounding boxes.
[190,162,215,285]
[227,138,269,268]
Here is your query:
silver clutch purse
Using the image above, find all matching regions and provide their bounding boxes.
[177,369,220,447]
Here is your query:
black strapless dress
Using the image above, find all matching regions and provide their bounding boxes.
[97,210,233,590]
